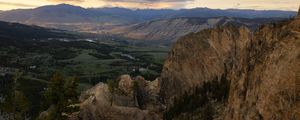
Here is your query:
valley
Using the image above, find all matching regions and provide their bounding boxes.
[0,3,299,120]
[0,20,168,118]
[1,40,168,118]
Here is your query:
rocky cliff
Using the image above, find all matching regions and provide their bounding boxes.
[160,13,300,119]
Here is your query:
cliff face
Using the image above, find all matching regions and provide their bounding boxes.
[160,24,251,105]
[225,17,300,120]
[160,16,300,119]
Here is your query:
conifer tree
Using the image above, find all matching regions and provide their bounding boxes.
[107,79,118,106]
[43,73,79,120]
[0,71,29,120]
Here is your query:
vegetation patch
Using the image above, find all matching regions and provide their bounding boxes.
[164,74,230,120]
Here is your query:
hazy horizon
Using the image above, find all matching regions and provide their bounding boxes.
[0,0,298,11]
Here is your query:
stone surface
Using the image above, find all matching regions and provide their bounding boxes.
[73,75,162,120]
[160,16,300,119]
[118,75,133,95]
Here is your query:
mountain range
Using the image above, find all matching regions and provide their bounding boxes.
[0,4,297,44]
[0,4,296,32]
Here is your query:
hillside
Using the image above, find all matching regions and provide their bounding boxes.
[106,17,284,42]
[0,21,79,40]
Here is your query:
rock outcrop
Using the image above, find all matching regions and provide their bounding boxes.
[160,24,251,105]
[72,75,162,120]
[160,14,300,119]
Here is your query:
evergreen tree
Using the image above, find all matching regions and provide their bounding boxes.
[107,79,118,106]
[64,76,80,114]
[164,75,230,120]
[13,91,30,120]
[0,71,29,120]
[0,75,14,117]
[131,80,139,107]
[43,73,79,120]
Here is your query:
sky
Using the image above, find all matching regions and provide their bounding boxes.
[0,0,298,11]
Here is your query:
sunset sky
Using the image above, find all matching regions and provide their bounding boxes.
[0,0,298,11]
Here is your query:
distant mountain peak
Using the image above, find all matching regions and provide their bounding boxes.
[36,3,84,10]
[56,3,74,6]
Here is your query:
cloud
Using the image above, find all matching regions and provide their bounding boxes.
[0,1,37,7]
[101,0,192,3]
[100,0,193,9]
[47,0,85,3]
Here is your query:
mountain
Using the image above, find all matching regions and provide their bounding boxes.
[169,8,297,18]
[0,4,296,32]
[0,4,143,29]
[106,17,284,42]
[0,21,79,40]
[160,12,300,119]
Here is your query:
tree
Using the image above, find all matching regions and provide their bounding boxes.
[43,73,79,120]
[0,71,29,120]
[131,81,139,107]
[64,77,80,114]
[107,79,118,106]
[0,75,14,116]
[43,72,65,120]
[12,71,23,120]
[164,76,230,120]
[13,91,30,120]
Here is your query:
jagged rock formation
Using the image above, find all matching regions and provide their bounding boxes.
[160,24,251,105]
[160,14,300,119]
[71,75,162,120]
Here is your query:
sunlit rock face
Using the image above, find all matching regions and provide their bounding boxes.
[160,15,300,119]
[160,24,251,105]
[72,75,162,120]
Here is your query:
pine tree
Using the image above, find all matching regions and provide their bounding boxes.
[43,73,79,120]
[0,71,29,120]
[14,91,30,120]
[64,76,79,114]
[131,80,139,107]
[107,79,118,106]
